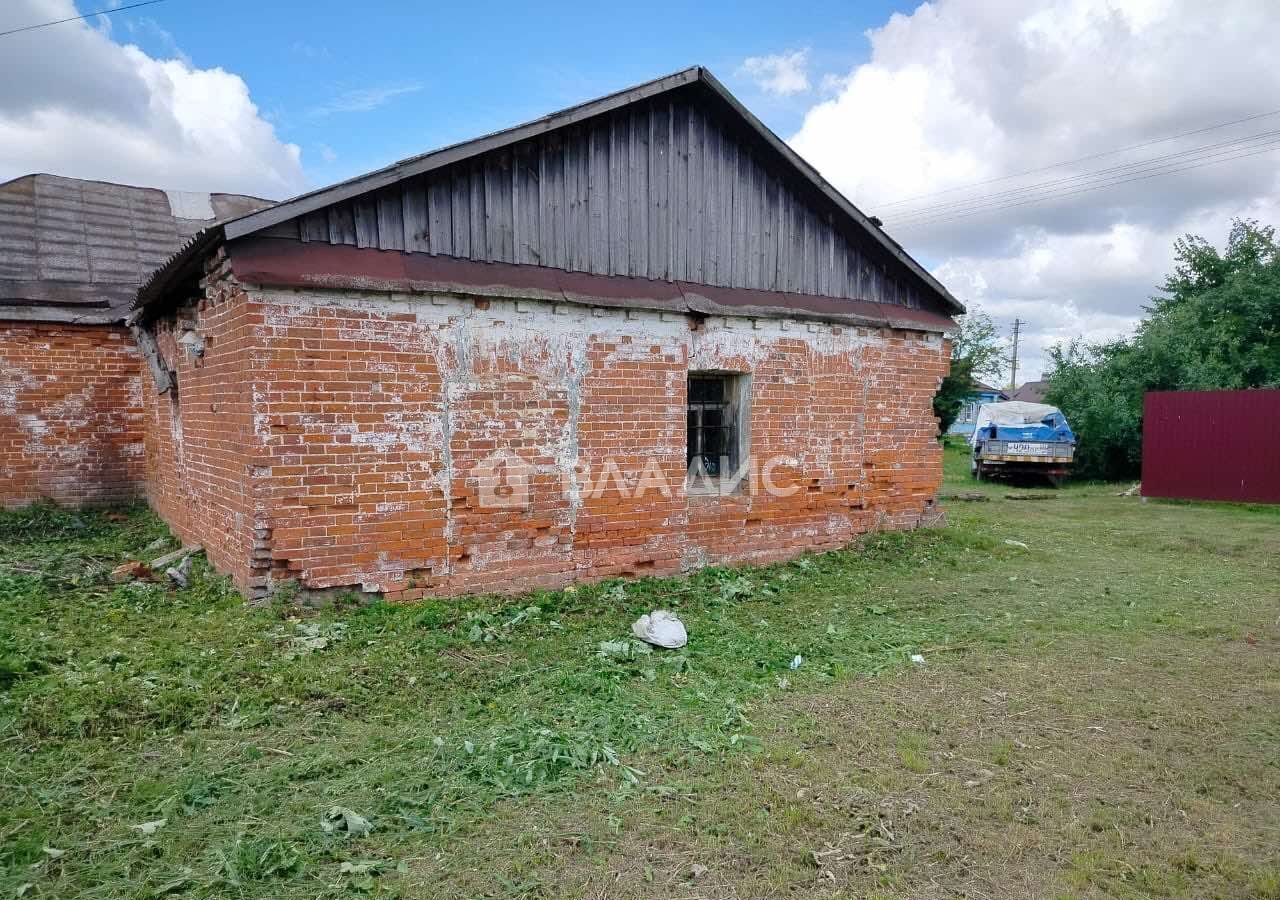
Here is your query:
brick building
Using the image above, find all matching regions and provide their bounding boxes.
[0,175,270,507]
[5,68,957,599]
[26,68,960,601]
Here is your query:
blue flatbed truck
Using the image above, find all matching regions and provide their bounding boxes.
[969,401,1077,487]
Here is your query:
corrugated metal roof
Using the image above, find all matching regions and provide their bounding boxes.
[0,174,273,324]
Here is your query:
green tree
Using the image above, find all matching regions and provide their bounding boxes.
[933,310,1006,434]
[1043,339,1145,479]
[1045,219,1280,480]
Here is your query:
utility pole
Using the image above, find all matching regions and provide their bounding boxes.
[1009,318,1024,392]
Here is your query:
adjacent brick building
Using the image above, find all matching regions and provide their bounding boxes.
[131,68,962,600]
[0,321,142,506]
[0,174,271,507]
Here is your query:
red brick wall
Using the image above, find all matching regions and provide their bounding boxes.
[140,254,261,586]
[143,269,949,600]
[0,321,144,508]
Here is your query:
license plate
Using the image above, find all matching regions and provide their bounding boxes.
[1007,442,1051,455]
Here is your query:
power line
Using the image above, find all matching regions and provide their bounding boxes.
[891,130,1280,227]
[0,0,168,39]
[896,143,1280,231]
[890,128,1280,224]
[896,141,1280,233]
[874,106,1280,209]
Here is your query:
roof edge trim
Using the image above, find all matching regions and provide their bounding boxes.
[225,237,957,334]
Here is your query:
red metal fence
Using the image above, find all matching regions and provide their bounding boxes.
[1142,389,1280,504]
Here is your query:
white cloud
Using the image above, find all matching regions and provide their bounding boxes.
[0,0,303,198]
[788,0,1280,379]
[738,50,811,97]
[308,83,423,117]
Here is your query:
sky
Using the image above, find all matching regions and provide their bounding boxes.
[2,0,1278,382]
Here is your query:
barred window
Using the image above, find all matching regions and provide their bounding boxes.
[687,373,749,480]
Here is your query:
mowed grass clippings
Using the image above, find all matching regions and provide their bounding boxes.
[0,444,1276,898]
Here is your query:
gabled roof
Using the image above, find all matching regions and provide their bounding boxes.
[136,66,962,318]
[0,174,272,324]
[1011,380,1049,403]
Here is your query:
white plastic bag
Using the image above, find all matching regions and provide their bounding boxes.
[631,610,688,649]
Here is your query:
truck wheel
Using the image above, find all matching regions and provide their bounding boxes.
[1047,474,1064,488]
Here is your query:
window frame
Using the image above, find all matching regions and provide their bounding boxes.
[685,371,751,492]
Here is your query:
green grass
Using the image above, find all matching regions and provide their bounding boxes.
[2,446,1278,898]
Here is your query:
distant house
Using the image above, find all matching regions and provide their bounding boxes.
[947,381,1009,435]
[1011,379,1049,404]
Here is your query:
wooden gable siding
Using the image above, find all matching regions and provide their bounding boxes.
[273,95,929,310]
